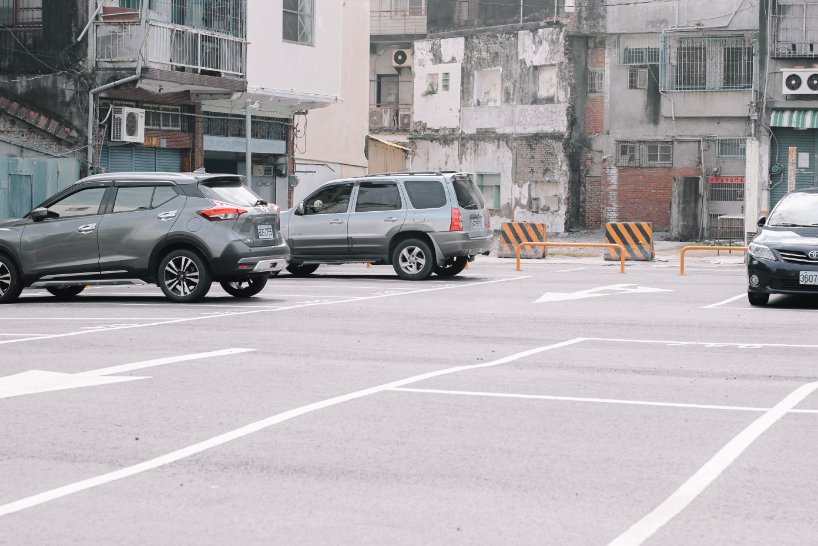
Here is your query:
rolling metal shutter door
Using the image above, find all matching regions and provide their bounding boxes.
[770,128,818,208]
[101,146,181,172]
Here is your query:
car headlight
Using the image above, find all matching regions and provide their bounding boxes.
[748,243,777,262]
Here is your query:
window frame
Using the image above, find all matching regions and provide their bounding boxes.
[45,187,109,219]
[353,182,402,213]
[111,184,180,214]
[144,104,184,131]
[587,69,604,94]
[616,141,673,168]
[0,0,43,27]
[283,0,314,47]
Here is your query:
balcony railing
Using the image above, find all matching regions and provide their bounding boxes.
[96,20,245,77]
[369,105,412,131]
[770,14,818,58]
[370,9,427,36]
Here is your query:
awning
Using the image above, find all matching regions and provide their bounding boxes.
[770,109,818,129]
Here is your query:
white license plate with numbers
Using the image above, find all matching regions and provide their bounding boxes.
[257,224,274,239]
[471,216,482,229]
[799,271,818,285]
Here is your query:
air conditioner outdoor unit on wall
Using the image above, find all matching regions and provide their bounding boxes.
[782,70,818,95]
[392,48,413,69]
[111,107,145,143]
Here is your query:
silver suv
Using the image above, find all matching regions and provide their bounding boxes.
[280,172,493,280]
[0,172,289,303]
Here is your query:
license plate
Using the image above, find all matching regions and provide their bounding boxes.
[799,271,818,285]
[257,224,274,239]
[471,216,482,229]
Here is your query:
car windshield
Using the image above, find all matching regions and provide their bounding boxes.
[200,180,263,207]
[767,192,818,227]
[452,175,485,210]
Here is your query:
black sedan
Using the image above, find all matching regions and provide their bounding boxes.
[747,188,818,306]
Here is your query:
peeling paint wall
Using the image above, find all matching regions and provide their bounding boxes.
[411,23,574,232]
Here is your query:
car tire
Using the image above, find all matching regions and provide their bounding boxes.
[0,254,23,304]
[286,263,320,277]
[392,238,434,280]
[434,257,467,277]
[46,286,85,299]
[158,249,212,303]
[220,275,268,298]
[748,291,769,306]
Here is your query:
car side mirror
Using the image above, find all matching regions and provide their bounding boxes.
[757,216,767,228]
[295,202,305,216]
[30,207,48,222]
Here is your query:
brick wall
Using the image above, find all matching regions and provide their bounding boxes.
[515,137,562,183]
[585,96,604,134]
[584,166,702,230]
[587,47,605,69]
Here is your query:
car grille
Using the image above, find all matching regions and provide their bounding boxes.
[778,249,818,264]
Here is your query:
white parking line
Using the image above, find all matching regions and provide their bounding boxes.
[588,337,818,349]
[702,294,746,309]
[0,276,529,346]
[608,380,818,546]
[0,337,583,518]
[554,267,589,273]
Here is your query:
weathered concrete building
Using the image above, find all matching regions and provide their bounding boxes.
[575,0,759,238]
[408,0,578,233]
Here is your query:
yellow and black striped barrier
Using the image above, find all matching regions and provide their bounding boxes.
[498,222,547,258]
[604,222,654,261]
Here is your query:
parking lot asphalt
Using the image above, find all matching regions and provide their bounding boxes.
[2,251,817,545]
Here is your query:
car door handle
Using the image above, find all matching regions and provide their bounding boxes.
[77,223,97,234]
[384,217,399,222]
[329,219,344,225]
[157,210,178,220]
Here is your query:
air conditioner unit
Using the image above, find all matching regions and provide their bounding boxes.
[782,70,818,95]
[392,48,413,69]
[253,165,275,176]
[398,112,412,129]
[111,107,145,143]
[369,109,383,128]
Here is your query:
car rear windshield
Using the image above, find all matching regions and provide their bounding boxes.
[452,176,485,210]
[200,180,263,207]
[403,180,447,209]
[768,192,818,227]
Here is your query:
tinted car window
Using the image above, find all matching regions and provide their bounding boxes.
[767,192,818,226]
[114,187,154,213]
[201,181,262,207]
[355,183,401,212]
[48,188,107,218]
[306,183,353,215]
[403,180,447,209]
[152,186,178,208]
[452,176,485,210]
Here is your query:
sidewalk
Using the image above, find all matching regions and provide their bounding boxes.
[484,229,747,267]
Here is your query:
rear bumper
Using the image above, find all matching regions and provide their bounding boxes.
[210,240,290,279]
[429,231,494,262]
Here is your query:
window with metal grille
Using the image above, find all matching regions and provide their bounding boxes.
[771,2,818,58]
[661,33,756,91]
[283,0,313,46]
[623,47,659,64]
[442,72,450,92]
[588,70,604,94]
[628,67,649,89]
[616,141,673,167]
[723,47,753,89]
[716,138,747,159]
[144,105,184,131]
[390,0,424,16]
[675,41,707,90]
[0,0,42,26]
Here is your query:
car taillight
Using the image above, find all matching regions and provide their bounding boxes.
[450,207,463,231]
[198,207,248,221]
[486,213,491,228]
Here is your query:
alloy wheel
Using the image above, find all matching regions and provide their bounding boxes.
[0,262,10,297]
[164,255,201,297]
[398,246,426,274]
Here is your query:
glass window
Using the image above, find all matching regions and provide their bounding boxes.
[283,0,314,46]
[114,187,154,213]
[0,0,42,26]
[152,186,178,207]
[768,192,818,227]
[453,176,485,210]
[645,142,673,166]
[305,183,353,215]
[476,174,500,209]
[48,188,107,218]
[355,183,401,212]
[442,72,450,92]
[201,180,264,207]
[403,180,447,209]
[377,75,399,106]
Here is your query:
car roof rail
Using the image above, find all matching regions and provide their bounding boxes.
[362,171,469,177]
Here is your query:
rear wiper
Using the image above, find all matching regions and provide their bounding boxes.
[253,199,268,207]
[463,204,479,210]
[770,222,806,227]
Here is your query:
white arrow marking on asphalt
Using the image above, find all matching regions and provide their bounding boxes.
[0,348,254,399]
[535,284,672,303]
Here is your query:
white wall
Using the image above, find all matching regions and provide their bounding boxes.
[247,0,342,98]
[413,37,464,129]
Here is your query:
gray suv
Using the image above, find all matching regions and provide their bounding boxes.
[0,172,289,304]
[280,172,493,280]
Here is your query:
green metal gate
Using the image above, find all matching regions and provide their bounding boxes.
[0,157,80,220]
[770,128,818,208]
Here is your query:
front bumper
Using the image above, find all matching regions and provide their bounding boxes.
[210,240,290,279]
[747,257,818,295]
